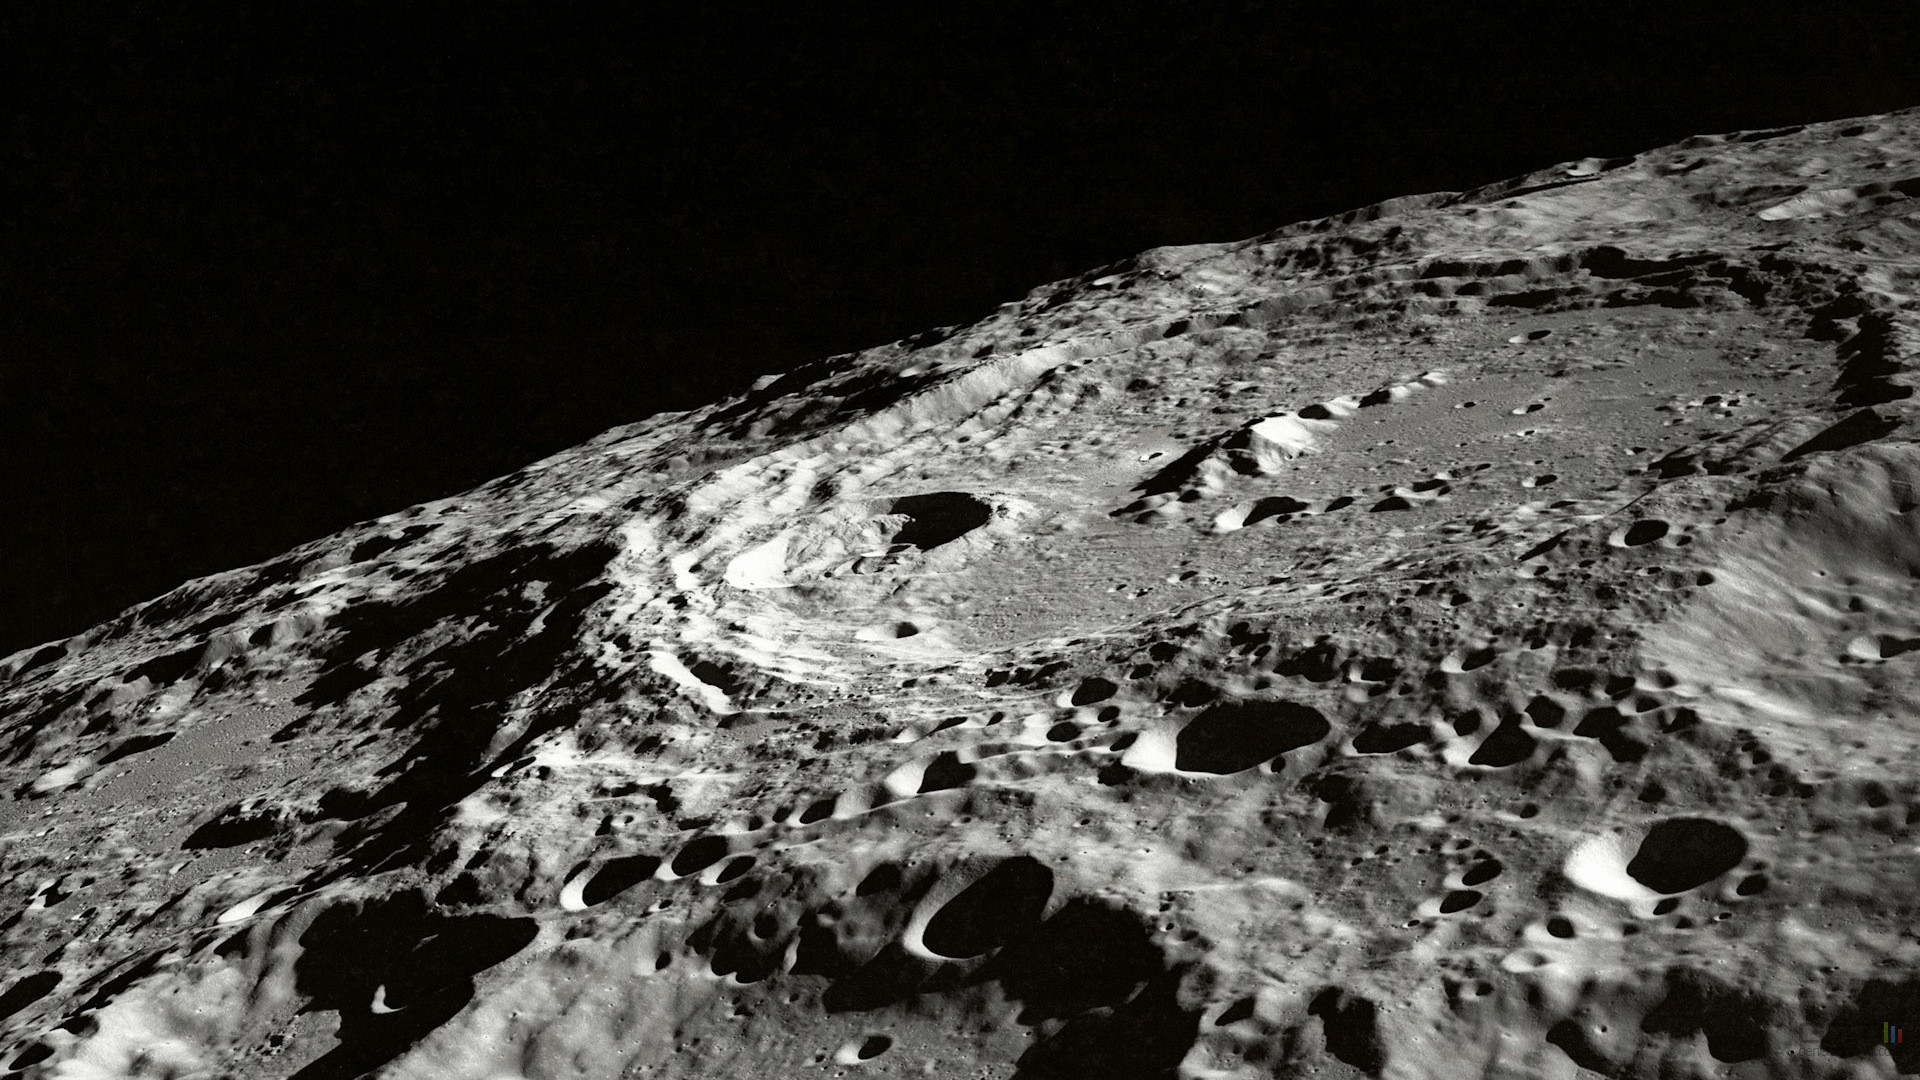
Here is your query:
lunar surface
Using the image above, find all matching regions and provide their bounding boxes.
[9,108,1920,1080]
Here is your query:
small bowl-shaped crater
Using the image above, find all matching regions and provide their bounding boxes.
[1461,859,1504,887]
[583,854,663,907]
[1611,519,1670,547]
[833,1034,895,1066]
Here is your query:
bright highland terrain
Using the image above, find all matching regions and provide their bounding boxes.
[8,108,1920,1080]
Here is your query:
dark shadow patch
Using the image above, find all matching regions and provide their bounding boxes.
[1823,977,1920,1072]
[1217,997,1257,1026]
[857,863,904,896]
[296,540,618,876]
[1310,772,1380,831]
[702,356,944,434]
[317,785,376,821]
[294,542,612,710]
[1627,819,1749,894]
[1462,859,1503,887]
[182,804,283,849]
[697,902,784,985]
[820,942,940,1012]
[1455,647,1497,672]
[1518,531,1566,561]
[432,874,483,908]
[1547,1017,1619,1074]
[1175,700,1330,773]
[14,643,67,678]
[923,857,1054,959]
[1131,440,1222,498]
[1468,719,1536,767]
[1780,407,1903,463]
[1487,288,1568,310]
[1012,964,1199,1080]
[1274,641,1341,682]
[671,836,732,878]
[290,891,535,1080]
[1830,311,1914,409]
[1620,520,1669,546]
[1645,449,1700,478]
[1439,890,1482,914]
[919,752,977,793]
[687,658,748,697]
[981,899,1166,1024]
[1070,677,1117,706]
[0,970,60,1022]
[1352,722,1428,755]
[98,731,177,765]
[1571,706,1649,762]
[1524,695,1567,728]
[887,492,992,551]
[1552,668,1601,693]
[7,1043,53,1070]
[582,854,661,907]
[799,797,839,824]
[2,684,88,766]
[1309,988,1387,1075]
[1579,247,1717,280]
[60,952,164,1017]
[123,645,201,686]
[1165,679,1219,708]
[1641,967,1773,1063]
[795,863,934,988]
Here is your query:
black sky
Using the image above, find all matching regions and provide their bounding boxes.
[4,2,1918,655]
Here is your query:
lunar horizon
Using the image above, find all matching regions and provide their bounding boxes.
[6,105,1920,1080]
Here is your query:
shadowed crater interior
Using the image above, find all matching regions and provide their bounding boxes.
[1175,700,1331,773]
[1626,818,1749,894]
[583,854,662,907]
[1309,988,1388,1075]
[887,492,992,550]
[919,751,977,793]
[670,836,732,878]
[923,856,1054,959]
